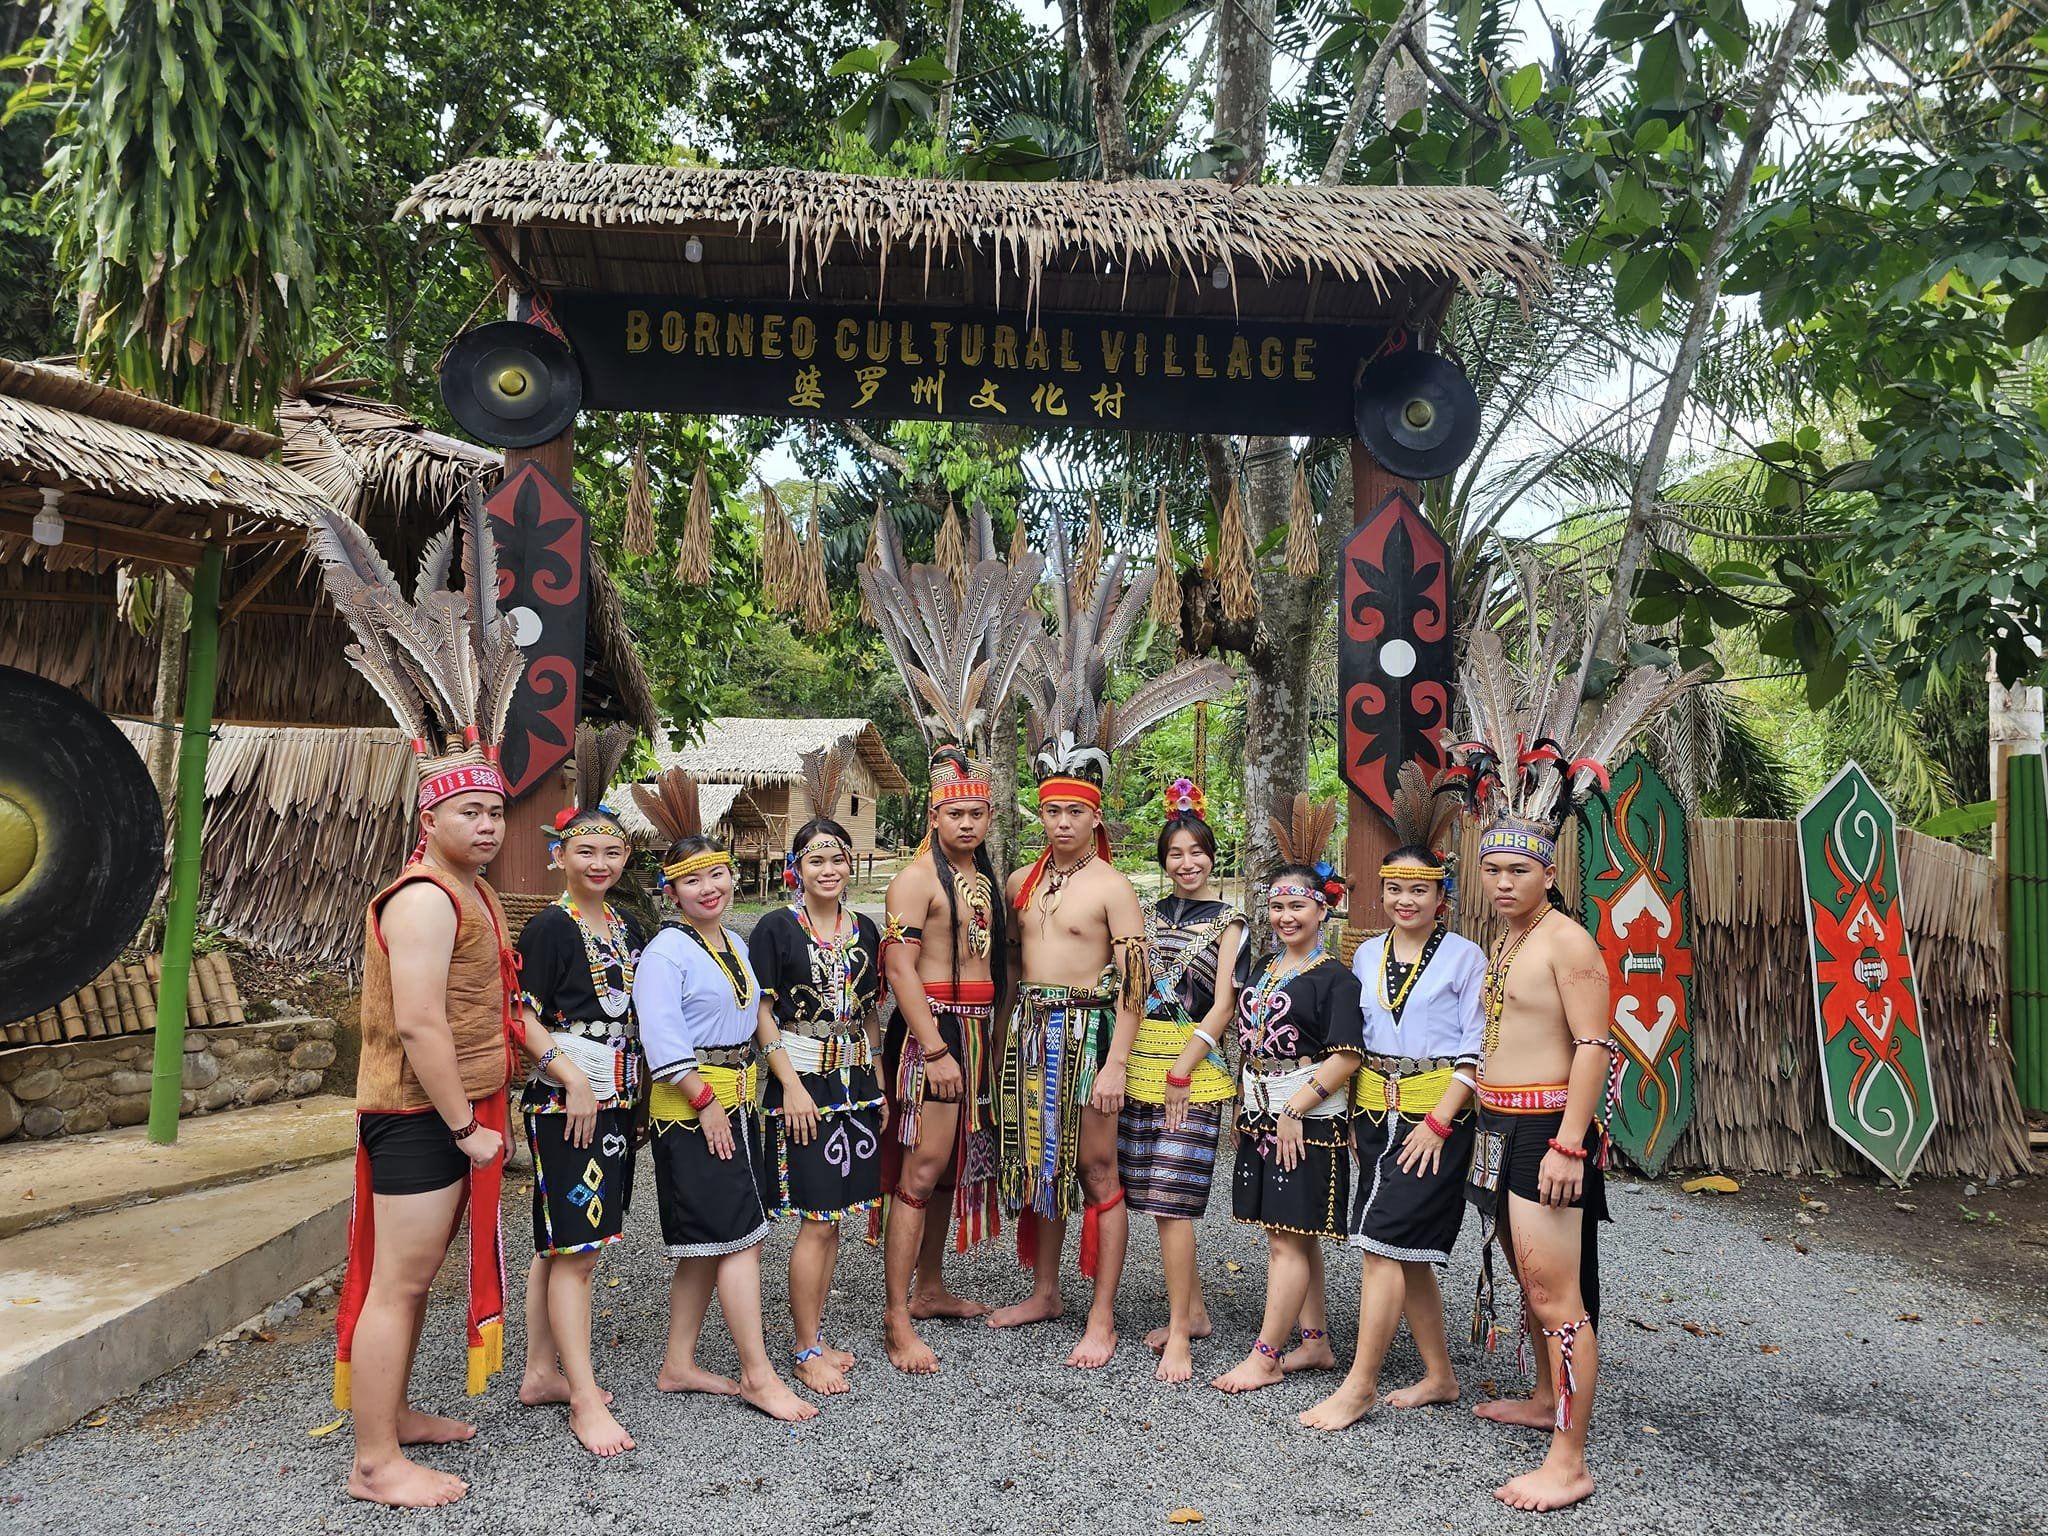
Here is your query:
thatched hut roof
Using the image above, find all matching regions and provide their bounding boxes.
[274,383,660,737]
[398,160,1547,323]
[657,717,911,796]
[611,780,745,848]
[0,358,328,570]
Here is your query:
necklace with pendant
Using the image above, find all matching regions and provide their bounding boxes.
[561,894,633,1018]
[1482,907,1548,1060]
[1037,849,1096,927]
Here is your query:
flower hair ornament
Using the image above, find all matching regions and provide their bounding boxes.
[1161,776,1208,823]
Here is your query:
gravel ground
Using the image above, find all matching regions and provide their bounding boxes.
[3,1151,2044,1536]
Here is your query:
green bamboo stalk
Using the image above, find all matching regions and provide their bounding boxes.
[2012,755,2048,1110]
[147,544,223,1143]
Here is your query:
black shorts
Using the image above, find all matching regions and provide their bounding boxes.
[1467,1108,1609,1327]
[359,1109,468,1196]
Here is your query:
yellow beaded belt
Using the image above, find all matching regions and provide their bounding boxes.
[1353,1054,1462,1117]
[649,1058,758,1121]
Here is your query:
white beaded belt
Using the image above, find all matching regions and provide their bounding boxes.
[780,1031,873,1075]
[1243,1059,1347,1118]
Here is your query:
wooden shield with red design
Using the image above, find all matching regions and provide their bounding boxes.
[1338,489,1451,820]
[486,462,587,800]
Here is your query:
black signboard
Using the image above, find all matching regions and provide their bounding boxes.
[547,294,1383,436]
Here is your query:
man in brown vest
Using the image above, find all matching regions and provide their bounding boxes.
[306,504,595,1507]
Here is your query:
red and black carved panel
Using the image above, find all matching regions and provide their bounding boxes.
[486,462,587,800]
[1338,489,1451,821]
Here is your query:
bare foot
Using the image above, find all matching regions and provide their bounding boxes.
[1299,1380,1376,1430]
[1474,1395,1556,1428]
[911,1291,992,1320]
[795,1354,851,1395]
[1146,1317,1211,1353]
[1495,1462,1596,1511]
[396,1408,476,1445]
[657,1362,742,1396]
[347,1457,468,1508]
[1210,1352,1285,1394]
[886,1316,941,1374]
[823,1340,857,1371]
[1386,1375,1460,1409]
[518,1371,614,1407]
[1281,1336,1338,1373]
[1065,1318,1117,1369]
[1155,1335,1195,1384]
[986,1293,1064,1329]
[568,1396,635,1458]
[741,1374,820,1422]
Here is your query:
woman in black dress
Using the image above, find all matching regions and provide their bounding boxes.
[1211,862,1363,1395]
[751,815,886,1396]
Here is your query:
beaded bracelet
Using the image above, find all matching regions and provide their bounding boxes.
[535,1046,562,1074]
[1423,1112,1451,1138]
[450,1112,480,1141]
[1165,1071,1194,1089]
[1309,1079,1333,1101]
[689,1080,718,1112]
[1280,1104,1305,1121]
[1547,1136,1587,1161]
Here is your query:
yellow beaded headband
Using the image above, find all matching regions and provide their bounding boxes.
[1378,861,1447,881]
[663,849,733,883]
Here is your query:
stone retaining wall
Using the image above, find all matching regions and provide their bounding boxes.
[0,1017,339,1142]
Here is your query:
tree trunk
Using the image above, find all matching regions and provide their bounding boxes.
[1075,0,1137,179]
[1381,3,1427,130]
[1055,0,1082,69]
[1212,0,1274,182]
[936,0,967,144]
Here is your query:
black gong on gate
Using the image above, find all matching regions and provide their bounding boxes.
[0,666,165,1026]
[1354,349,1482,481]
[439,321,584,449]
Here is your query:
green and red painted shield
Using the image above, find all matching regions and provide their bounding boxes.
[1579,752,1694,1175]
[1797,762,1936,1184]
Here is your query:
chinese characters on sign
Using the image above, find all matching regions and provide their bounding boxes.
[551,295,1384,437]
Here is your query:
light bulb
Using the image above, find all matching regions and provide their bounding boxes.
[31,487,63,547]
[1210,259,1230,289]
[684,236,704,263]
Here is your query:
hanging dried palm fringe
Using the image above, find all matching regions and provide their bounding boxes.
[1218,480,1258,622]
[1150,485,1181,647]
[799,488,832,635]
[1078,492,1105,595]
[759,476,797,613]
[858,498,882,625]
[624,429,657,557]
[676,460,713,586]
[1285,458,1319,579]
[935,496,968,603]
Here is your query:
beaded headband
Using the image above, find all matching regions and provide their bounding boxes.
[548,807,627,847]
[1479,825,1557,866]
[418,748,507,811]
[663,848,733,883]
[1267,881,1330,906]
[1378,861,1447,881]
[795,834,853,860]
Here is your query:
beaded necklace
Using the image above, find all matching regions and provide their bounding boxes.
[1245,946,1329,1056]
[1034,849,1096,928]
[1481,907,1549,1060]
[682,924,750,1010]
[1381,923,1446,1022]
[794,899,861,1029]
[558,893,634,1019]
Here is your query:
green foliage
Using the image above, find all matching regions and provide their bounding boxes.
[10,0,345,417]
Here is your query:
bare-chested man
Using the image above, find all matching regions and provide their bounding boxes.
[880,747,1010,1374]
[989,774,1147,1369]
[1466,824,1617,1513]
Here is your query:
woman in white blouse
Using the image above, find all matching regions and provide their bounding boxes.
[1302,841,1485,1432]
[633,826,817,1424]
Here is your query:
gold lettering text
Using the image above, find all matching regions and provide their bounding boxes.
[1226,337,1253,380]
[625,310,650,353]
[835,318,860,362]
[1293,337,1317,381]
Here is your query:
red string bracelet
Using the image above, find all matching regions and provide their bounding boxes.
[1165,1071,1194,1089]
[1547,1136,1587,1160]
[689,1080,718,1112]
[1423,1113,1452,1138]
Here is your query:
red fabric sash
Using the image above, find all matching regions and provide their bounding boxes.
[1015,1188,1126,1278]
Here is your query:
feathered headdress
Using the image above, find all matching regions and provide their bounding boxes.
[308,483,524,827]
[632,766,734,887]
[1379,761,1460,886]
[1267,792,1347,906]
[1447,599,1697,866]
[1018,516,1234,808]
[787,740,857,891]
[857,501,1045,806]
[545,722,638,856]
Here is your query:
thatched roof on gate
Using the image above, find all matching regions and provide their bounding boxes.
[398,160,1548,323]
[0,359,328,568]
[274,383,661,737]
[655,717,912,796]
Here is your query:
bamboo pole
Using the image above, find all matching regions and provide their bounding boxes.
[148,542,223,1143]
